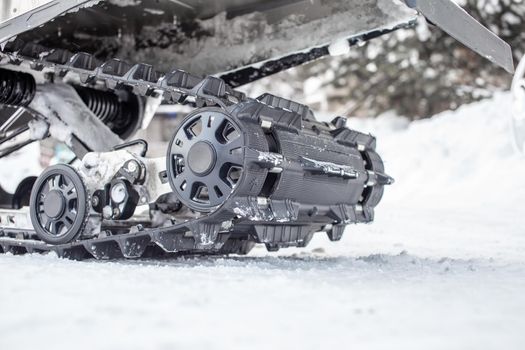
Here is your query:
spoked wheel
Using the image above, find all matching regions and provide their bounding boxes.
[167,108,246,212]
[512,55,525,155]
[29,164,88,245]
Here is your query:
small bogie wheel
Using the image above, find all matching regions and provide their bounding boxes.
[29,164,88,245]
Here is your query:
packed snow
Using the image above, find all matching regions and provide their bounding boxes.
[1,92,525,350]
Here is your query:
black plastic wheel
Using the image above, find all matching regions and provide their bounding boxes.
[167,108,246,212]
[29,164,88,245]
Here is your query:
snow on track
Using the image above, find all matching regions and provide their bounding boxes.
[1,93,525,349]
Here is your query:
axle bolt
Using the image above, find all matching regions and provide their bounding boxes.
[127,161,138,173]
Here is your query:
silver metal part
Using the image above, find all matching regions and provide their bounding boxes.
[0,108,24,134]
[110,183,127,204]
[29,83,123,155]
[0,208,32,230]
[1,0,54,22]
[269,167,283,174]
[257,197,269,208]
[260,119,273,130]
[0,0,95,43]
[141,93,163,130]
[80,150,172,205]
[406,0,514,73]
[0,124,35,157]
[301,156,359,180]
[366,171,377,187]
[102,205,113,220]
[127,161,138,173]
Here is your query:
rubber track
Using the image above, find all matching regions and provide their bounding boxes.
[0,216,236,260]
[0,40,246,108]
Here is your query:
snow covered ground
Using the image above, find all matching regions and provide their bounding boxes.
[1,93,525,350]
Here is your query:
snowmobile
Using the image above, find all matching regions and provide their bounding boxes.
[0,0,514,260]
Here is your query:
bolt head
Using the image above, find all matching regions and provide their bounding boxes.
[113,208,120,217]
[102,206,113,219]
[110,182,127,204]
[127,161,138,173]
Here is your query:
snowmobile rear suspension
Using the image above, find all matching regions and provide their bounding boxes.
[0,42,392,260]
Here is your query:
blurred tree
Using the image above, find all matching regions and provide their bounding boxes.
[245,0,525,119]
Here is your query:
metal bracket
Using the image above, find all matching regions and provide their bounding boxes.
[406,0,514,73]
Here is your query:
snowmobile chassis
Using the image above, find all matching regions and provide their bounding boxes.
[0,40,389,259]
[0,0,515,260]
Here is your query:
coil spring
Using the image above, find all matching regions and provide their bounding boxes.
[74,86,136,137]
[0,69,36,107]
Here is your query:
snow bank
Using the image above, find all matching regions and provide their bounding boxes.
[310,92,525,263]
[347,92,525,209]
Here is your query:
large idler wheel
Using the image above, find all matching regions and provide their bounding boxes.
[29,164,88,245]
[167,108,246,212]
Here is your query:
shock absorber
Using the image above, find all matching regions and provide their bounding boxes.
[0,68,139,139]
[0,68,36,107]
[74,86,140,139]
[74,86,121,124]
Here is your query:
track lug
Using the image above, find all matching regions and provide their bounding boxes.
[297,232,314,248]
[188,222,221,249]
[57,246,90,260]
[83,241,123,260]
[265,243,280,252]
[1,243,27,255]
[116,235,151,258]
[45,49,73,65]
[326,224,345,242]
[152,231,191,253]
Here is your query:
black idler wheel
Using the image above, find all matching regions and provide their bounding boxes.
[29,164,88,245]
[166,108,246,212]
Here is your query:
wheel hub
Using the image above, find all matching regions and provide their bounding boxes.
[166,109,246,212]
[187,141,217,176]
[43,190,66,218]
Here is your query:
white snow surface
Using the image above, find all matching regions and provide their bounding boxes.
[1,93,525,350]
